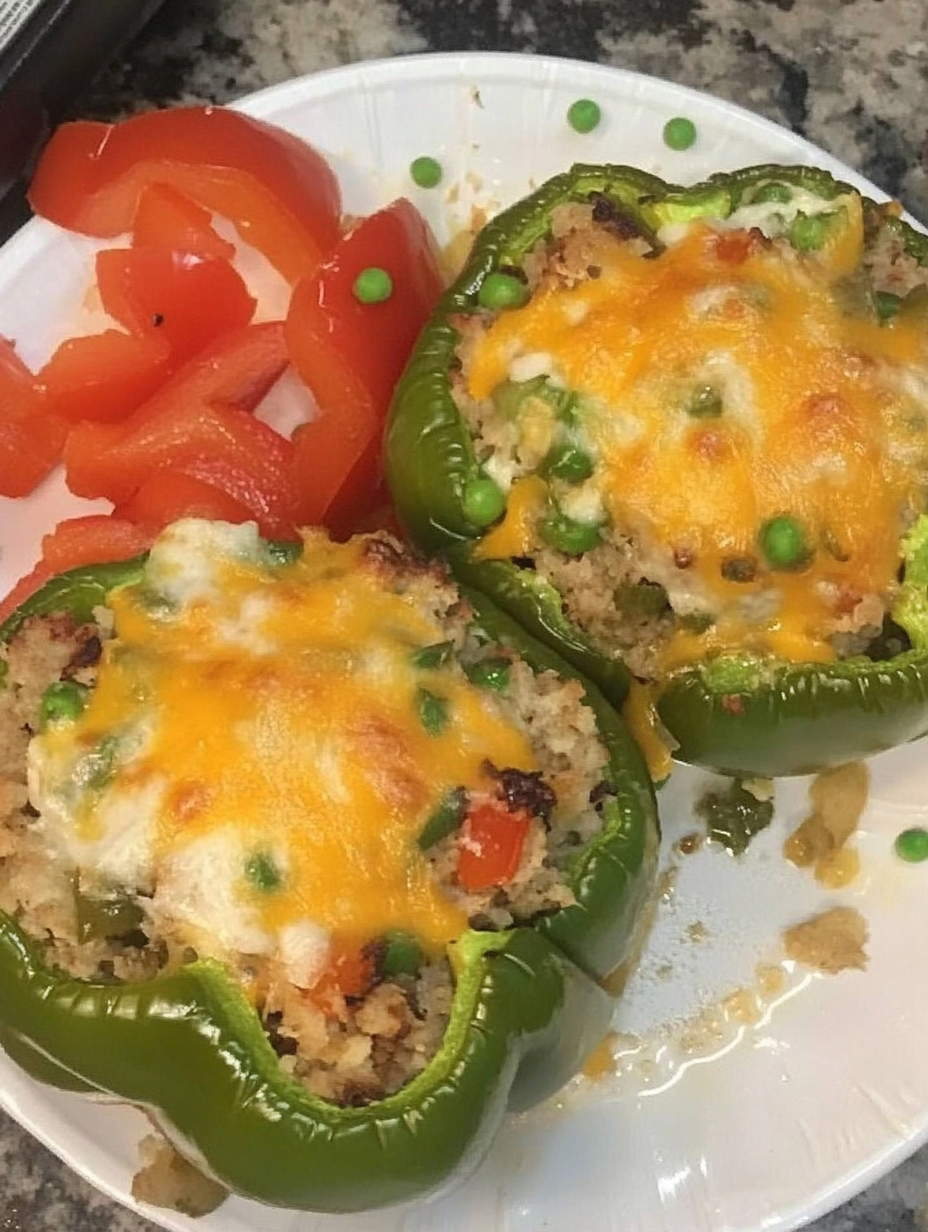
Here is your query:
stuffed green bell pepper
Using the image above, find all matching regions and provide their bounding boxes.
[386,162,928,778]
[0,517,658,1213]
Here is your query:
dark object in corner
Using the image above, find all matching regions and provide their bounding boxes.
[0,0,164,242]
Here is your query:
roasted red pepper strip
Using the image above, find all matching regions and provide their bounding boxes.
[285,198,444,533]
[457,803,530,892]
[131,182,236,262]
[95,248,256,367]
[28,106,342,284]
[0,337,66,495]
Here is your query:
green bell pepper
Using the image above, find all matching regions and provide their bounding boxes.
[385,162,928,778]
[0,913,609,1211]
[0,544,658,1211]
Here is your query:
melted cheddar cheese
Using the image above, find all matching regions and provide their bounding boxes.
[28,521,540,983]
[466,212,928,664]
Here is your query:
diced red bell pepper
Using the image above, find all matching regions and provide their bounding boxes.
[305,943,375,1019]
[28,106,342,284]
[131,182,235,262]
[456,803,531,892]
[0,337,66,496]
[285,198,444,534]
[0,515,154,625]
[37,329,171,424]
[95,247,256,367]
[114,471,257,533]
[711,229,766,265]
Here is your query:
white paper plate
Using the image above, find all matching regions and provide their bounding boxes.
[1,50,927,1232]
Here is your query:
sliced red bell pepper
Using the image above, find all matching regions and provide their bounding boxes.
[457,803,531,892]
[93,319,289,430]
[39,514,155,572]
[60,318,287,456]
[63,320,294,535]
[65,402,296,540]
[95,247,256,367]
[37,329,171,424]
[285,197,444,533]
[319,459,393,542]
[0,515,154,625]
[28,106,342,284]
[131,182,236,262]
[0,337,66,496]
[114,471,257,533]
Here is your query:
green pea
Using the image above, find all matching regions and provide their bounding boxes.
[758,515,810,571]
[567,98,602,134]
[542,440,594,483]
[245,851,282,892]
[788,213,829,252]
[539,512,601,555]
[411,641,455,670]
[463,476,505,527]
[875,290,902,322]
[353,267,393,304]
[409,155,442,189]
[417,688,449,736]
[663,116,697,151]
[752,181,792,205]
[687,385,723,419]
[478,272,529,312]
[895,827,928,863]
[381,930,424,977]
[418,787,467,849]
[40,680,90,727]
[465,657,511,691]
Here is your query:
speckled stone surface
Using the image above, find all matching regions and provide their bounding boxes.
[2,1,928,1229]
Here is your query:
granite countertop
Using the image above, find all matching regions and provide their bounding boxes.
[2,1,927,1229]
